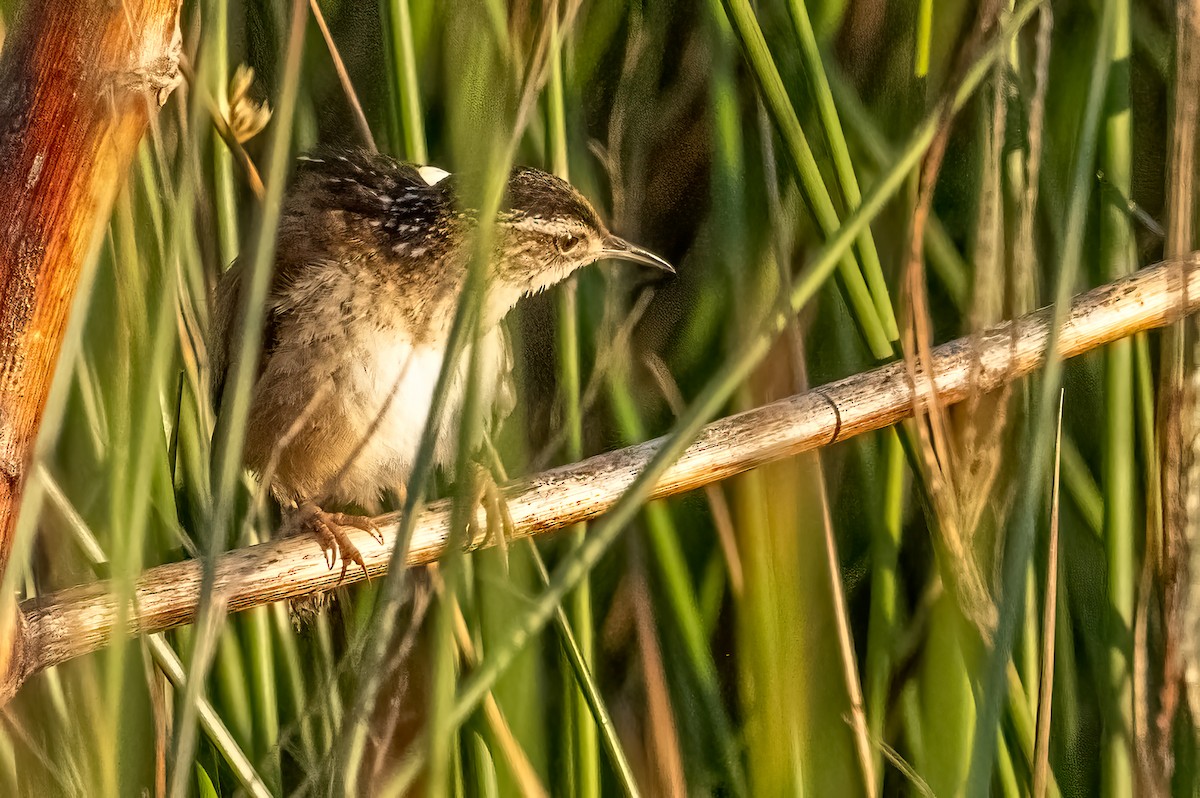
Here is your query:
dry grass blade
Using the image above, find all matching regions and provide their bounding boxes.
[1033,389,1064,798]
[1135,525,1161,796]
[309,0,376,152]
[876,734,934,798]
[815,461,877,795]
[643,352,743,596]
[1013,4,1053,317]
[1164,0,1200,756]
[901,0,1013,639]
[631,562,686,797]
[177,55,265,200]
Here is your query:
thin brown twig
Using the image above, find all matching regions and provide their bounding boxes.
[814,454,877,794]
[901,1,1011,637]
[1032,389,1064,798]
[631,558,687,797]
[642,353,743,596]
[309,0,377,152]
[176,54,265,200]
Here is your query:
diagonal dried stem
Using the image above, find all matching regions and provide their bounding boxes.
[1032,390,1064,798]
[3,254,1199,701]
[309,0,376,152]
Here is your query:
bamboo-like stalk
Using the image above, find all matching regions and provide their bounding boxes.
[0,0,183,565]
[2,254,1197,700]
[0,0,183,712]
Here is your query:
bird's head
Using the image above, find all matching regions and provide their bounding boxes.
[489,167,673,301]
[279,152,671,325]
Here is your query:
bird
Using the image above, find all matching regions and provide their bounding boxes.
[211,148,673,579]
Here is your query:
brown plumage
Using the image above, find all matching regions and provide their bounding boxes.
[212,148,672,575]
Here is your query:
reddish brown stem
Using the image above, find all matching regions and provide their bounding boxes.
[0,0,182,563]
[0,0,183,702]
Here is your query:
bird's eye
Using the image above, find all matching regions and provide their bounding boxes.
[557,233,582,253]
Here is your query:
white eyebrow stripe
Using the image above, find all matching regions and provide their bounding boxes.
[417,166,451,186]
[506,215,562,232]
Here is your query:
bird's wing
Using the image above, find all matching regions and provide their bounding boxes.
[209,260,281,414]
[209,261,239,410]
[211,150,455,412]
[493,324,517,427]
[292,151,456,227]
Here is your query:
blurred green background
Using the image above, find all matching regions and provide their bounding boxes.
[0,0,1194,795]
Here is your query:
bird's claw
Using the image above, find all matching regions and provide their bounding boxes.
[467,463,516,569]
[295,502,381,583]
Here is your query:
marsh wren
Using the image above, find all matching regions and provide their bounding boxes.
[211,149,672,576]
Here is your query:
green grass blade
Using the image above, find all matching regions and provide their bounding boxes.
[783,0,899,341]
[380,0,427,161]
[546,14,599,796]
[524,541,641,798]
[1098,0,1136,793]
[446,0,1041,758]
[719,0,893,360]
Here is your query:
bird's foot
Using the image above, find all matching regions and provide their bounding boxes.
[292,501,385,583]
[467,462,515,569]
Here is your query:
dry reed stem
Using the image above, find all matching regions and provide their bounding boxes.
[1032,390,1064,798]
[0,0,184,702]
[6,253,1200,697]
[0,0,183,562]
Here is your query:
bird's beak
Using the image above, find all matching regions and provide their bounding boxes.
[600,236,675,274]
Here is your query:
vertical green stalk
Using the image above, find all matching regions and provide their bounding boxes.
[211,0,238,267]
[100,188,140,798]
[381,0,427,161]
[720,0,894,360]
[864,430,904,790]
[244,608,280,791]
[914,0,933,78]
[1099,0,1135,794]
[185,2,309,795]
[916,595,976,796]
[996,737,1020,798]
[428,580,459,797]
[784,0,898,342]
[269,603,318,765]
[1022,567,1041,719]
[546,12,599,797]
[431,249,495,797]
[826,66,970,304]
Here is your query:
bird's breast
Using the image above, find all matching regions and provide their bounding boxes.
[327,318,511,502]
[250,258,513,507]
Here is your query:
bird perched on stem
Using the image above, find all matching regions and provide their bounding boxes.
[211,149,672,578]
